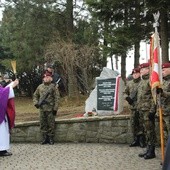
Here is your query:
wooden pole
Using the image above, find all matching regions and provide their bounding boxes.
[158,93,164,161]
[153,12,164,162]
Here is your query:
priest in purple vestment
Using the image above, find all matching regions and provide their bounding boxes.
[0,79,19,157]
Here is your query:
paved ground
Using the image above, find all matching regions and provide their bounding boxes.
[0,143,162,170]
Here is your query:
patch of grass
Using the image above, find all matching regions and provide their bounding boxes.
[59,95,87,107]
[14,95,130,123]
[14,95,87,122]
[15,97,38,114]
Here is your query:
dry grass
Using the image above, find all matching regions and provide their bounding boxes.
[14,95,130,123]
[15,96,86,123]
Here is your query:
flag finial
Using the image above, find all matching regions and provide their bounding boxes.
[153,12,160,33]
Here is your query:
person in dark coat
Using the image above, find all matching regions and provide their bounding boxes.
[45,64,61,85]
[45,64,66,97]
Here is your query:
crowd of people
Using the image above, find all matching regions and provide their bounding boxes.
[124,62,170,168]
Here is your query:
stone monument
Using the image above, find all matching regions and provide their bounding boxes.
[84,67,125,116]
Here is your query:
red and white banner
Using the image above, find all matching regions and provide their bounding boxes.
[150,32,162,103]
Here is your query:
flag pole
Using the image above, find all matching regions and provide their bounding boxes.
[153,12,165,162]
[158,94,165,162]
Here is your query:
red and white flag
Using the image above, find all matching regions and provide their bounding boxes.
[150,32,162,103]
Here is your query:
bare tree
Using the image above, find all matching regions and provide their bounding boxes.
[45,36,96,98]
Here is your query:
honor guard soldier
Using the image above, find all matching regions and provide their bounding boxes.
[157,62,170,144]
[33,72,60,145]
[124,67,146,147]
[137,63,157,159]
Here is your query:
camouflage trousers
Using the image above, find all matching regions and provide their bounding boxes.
[39,111,55,137]
[130,109,141,137]
[138,110,156,146]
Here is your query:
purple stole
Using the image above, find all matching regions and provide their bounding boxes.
[0,86,9,124]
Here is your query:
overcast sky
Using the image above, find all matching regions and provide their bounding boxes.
[107,42,150,75]
[0,0,169,75]
[0,12,3,21]
[0,0,149,75]
[0,0,5,21]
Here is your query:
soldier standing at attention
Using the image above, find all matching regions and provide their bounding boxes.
[33,72,60,145]
[157,63,170,144]
[124,67,146,147]
[157,63,170,169]
[137,63,157,159]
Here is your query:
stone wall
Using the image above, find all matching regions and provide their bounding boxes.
[11,115,161,144]
[11,115,133,144]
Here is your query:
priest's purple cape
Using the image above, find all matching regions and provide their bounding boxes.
[0,86,9,124]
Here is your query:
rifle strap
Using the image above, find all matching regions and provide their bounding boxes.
[41,84,55,99]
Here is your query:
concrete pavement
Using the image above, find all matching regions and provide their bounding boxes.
[0,143,162,170]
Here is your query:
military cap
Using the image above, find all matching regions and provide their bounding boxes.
[131,68,140,75]
[162,63,170,69]
[139,63,149,69]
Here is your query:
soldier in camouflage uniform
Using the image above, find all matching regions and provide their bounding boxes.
[124,68,146,147]
[157,63,170,144]
[137,63,157,159]
[33,72,60,145]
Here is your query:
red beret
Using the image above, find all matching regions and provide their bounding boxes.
[43,72,52,78]
[139,63,149,69]
[131,68,140,74]
[162,63,170,69]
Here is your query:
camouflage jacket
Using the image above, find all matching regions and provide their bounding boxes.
[160,75,170,115]
[33,83,60,111]
[136,74,156,112]
[124,77,141,109]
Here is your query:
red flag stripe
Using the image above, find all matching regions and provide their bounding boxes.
[150,32,162,103]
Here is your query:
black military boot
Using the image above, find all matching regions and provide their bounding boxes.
[144,145,156,159]
[41,135,49,145]
[129,136,140,147]
[48,137,54,145]
[138,145,149,157]
[139,135,146,148]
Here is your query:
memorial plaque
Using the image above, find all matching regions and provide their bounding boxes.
[97,78,116,110]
